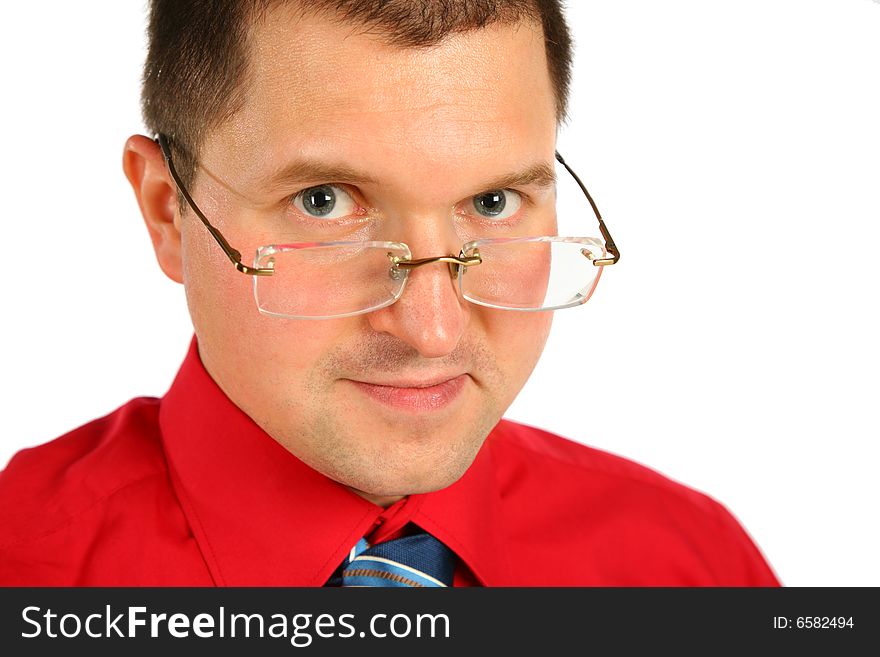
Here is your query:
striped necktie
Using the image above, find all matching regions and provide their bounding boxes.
[325,529,456,587]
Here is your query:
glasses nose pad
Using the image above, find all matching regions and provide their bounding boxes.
[387,252,408,282]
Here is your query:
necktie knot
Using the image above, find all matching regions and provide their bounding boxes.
[326,528,455,587]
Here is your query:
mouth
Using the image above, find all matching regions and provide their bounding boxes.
[346,374,470,413]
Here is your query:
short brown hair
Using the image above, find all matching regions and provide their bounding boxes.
[142,0,573,186]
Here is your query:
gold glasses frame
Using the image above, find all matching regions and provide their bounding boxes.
[155,134,620,280]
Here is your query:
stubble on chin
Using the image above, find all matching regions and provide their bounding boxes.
[264,331,509,497]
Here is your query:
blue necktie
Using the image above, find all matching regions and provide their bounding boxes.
[325,529,456,587]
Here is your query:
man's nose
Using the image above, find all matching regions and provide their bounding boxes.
[366,257,470,359]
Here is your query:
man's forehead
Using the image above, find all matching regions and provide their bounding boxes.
[246,6,549,107]
[201,6,556,194]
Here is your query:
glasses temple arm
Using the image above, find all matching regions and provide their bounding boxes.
[555,152,620,266]
[154,139,618,273]
[155,134,273,276]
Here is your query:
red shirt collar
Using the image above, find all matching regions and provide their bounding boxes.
[159,336,508,586]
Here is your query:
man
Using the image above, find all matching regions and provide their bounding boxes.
[0,0,779,586]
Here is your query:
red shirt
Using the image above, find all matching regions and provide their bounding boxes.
[0,337,780,586]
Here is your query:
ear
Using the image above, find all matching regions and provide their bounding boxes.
[122,134,184,283]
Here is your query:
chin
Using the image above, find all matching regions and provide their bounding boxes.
[332,427,486,500]
[268,397,501,500]
[369,469,464,498]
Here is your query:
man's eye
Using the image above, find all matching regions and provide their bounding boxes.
[293,184,358,219]
[472,189,522,220]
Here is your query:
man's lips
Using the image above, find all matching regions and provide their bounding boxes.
[346,374,469,412]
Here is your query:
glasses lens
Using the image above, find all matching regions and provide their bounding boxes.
[253,242,410,318]
[460,237,605,310]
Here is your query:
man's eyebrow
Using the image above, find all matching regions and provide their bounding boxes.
[477,162,557,192]
[261,159,379,188]
[259,158,556,191]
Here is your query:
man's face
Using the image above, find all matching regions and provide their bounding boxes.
[181,8,558,504]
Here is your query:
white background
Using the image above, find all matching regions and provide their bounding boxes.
[2,1,878,586]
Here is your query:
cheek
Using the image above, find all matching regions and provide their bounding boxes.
[482,309,552,388]
[180,219,348,388]
[180,218,253,339]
